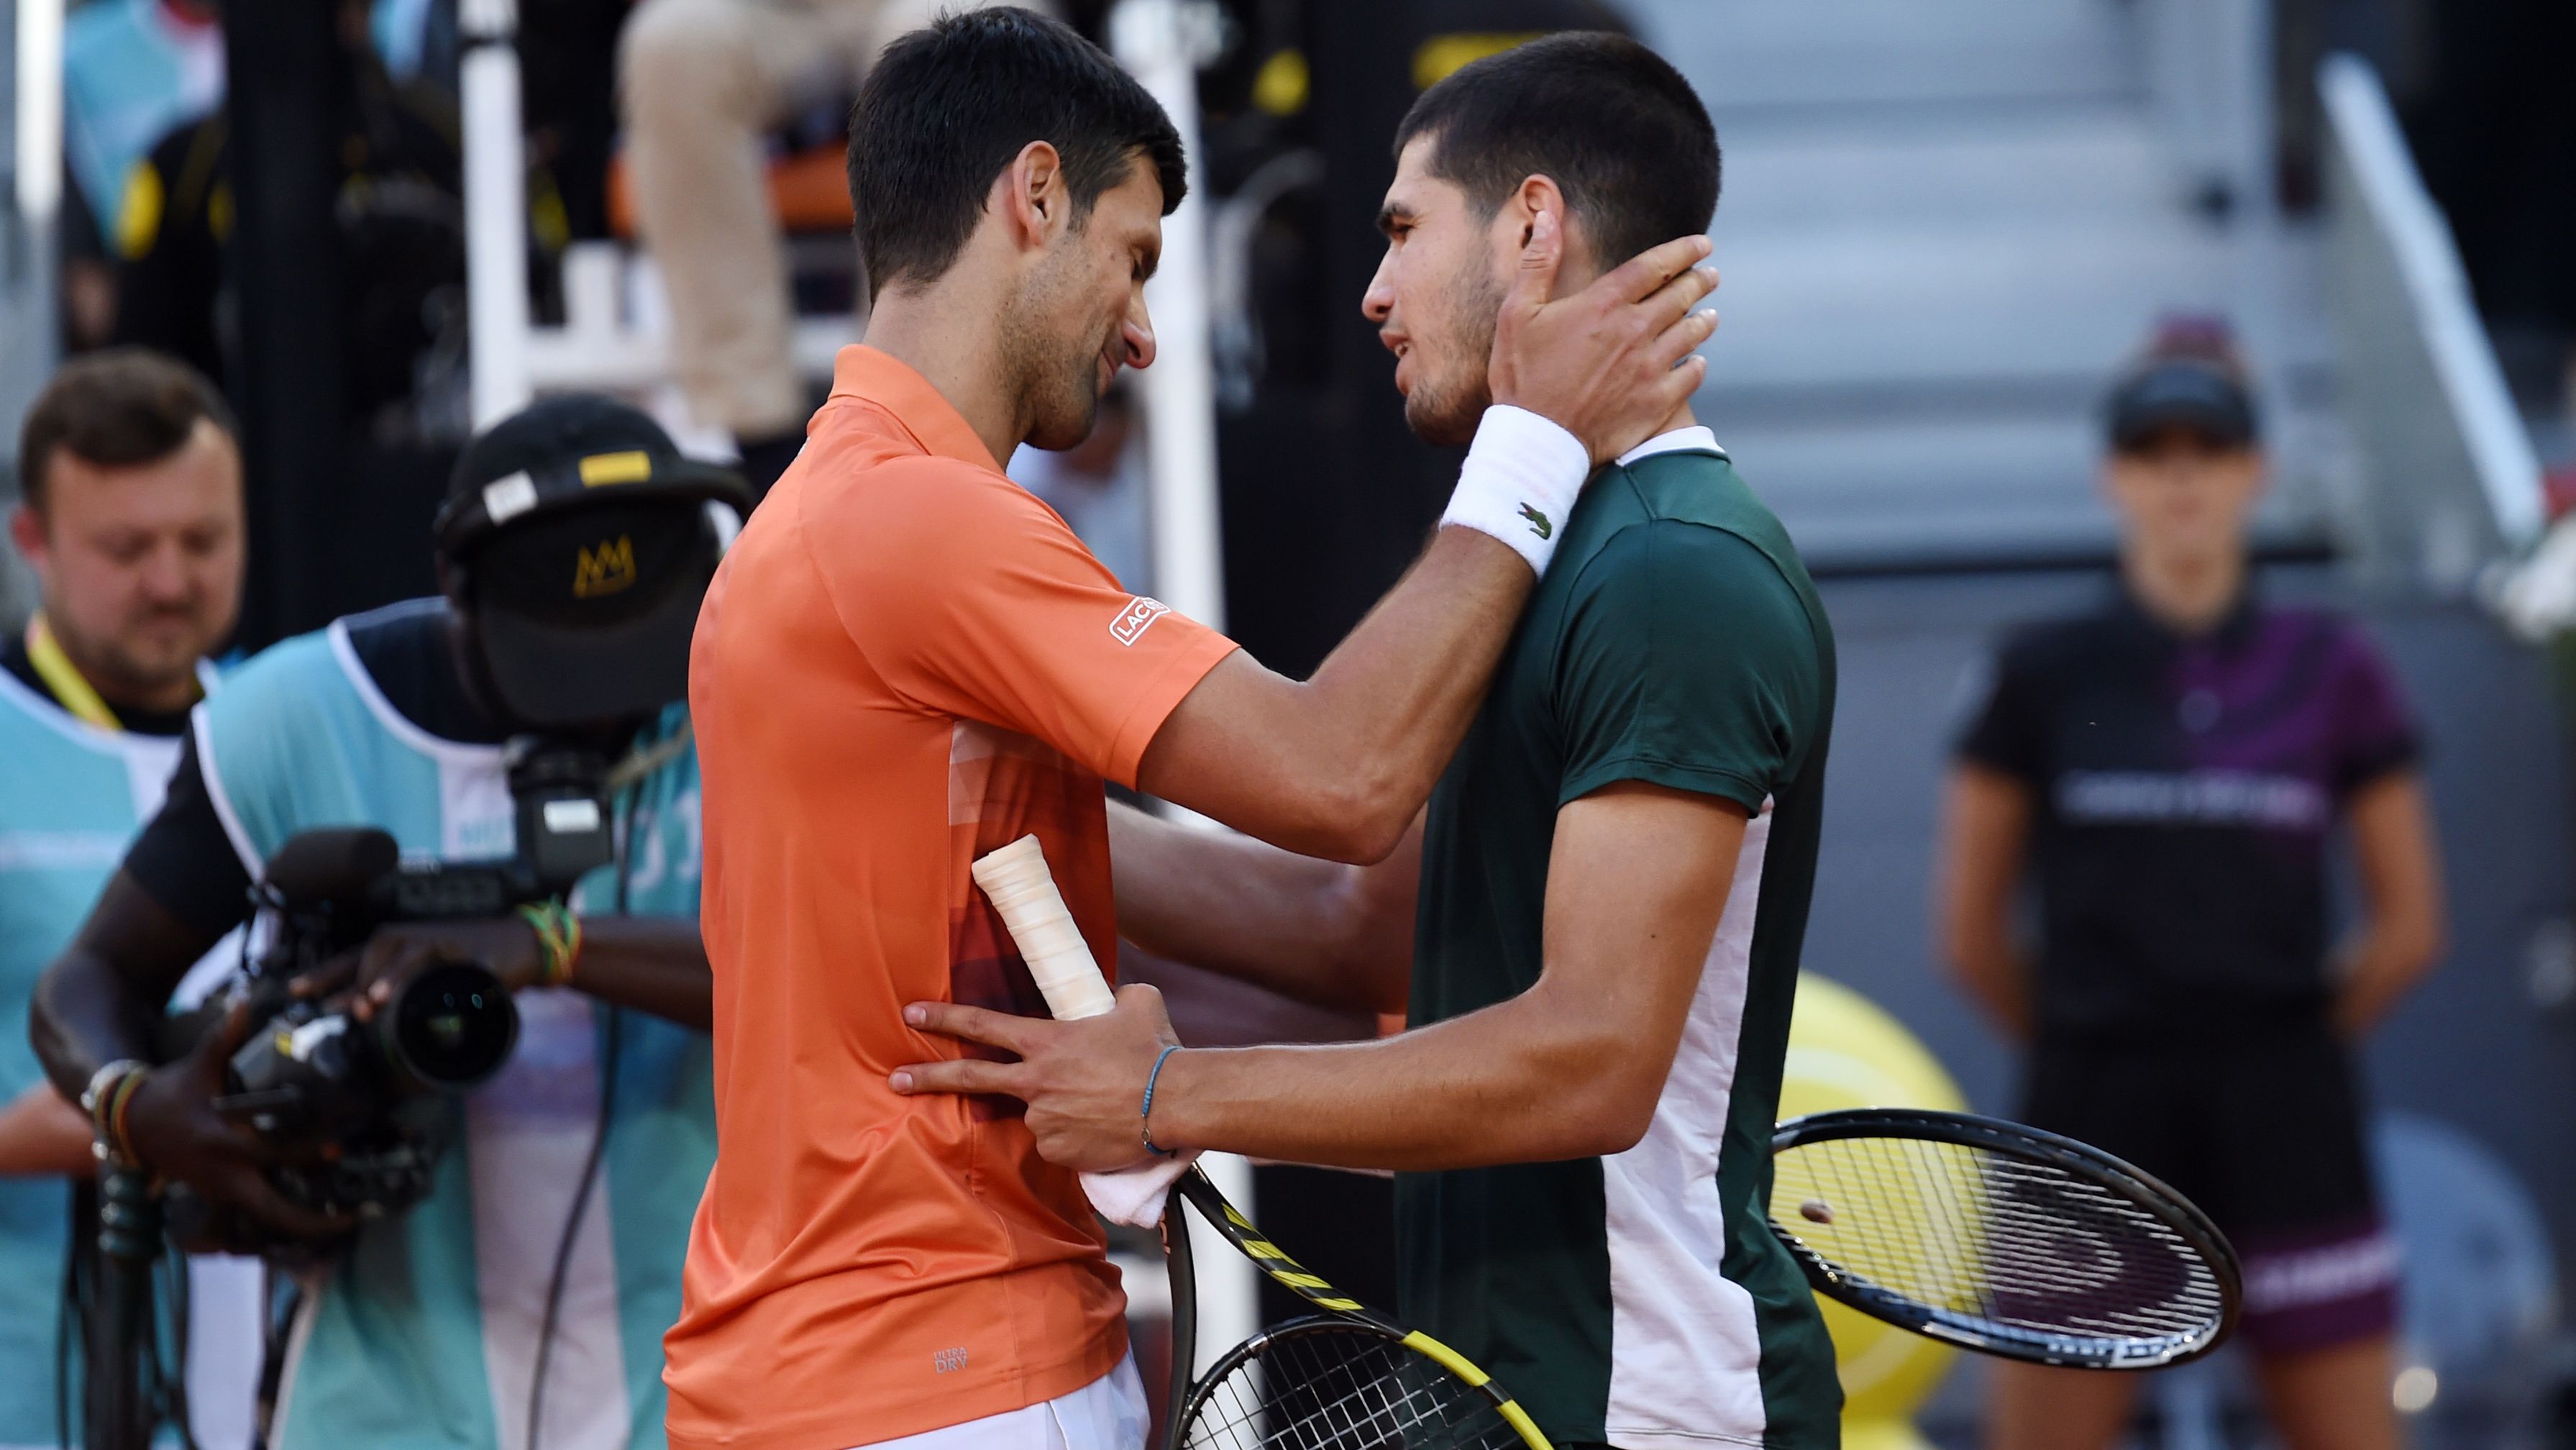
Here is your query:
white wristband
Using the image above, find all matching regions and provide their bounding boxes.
[1438,405,1591,575]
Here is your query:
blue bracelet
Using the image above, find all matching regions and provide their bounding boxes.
[1141,1044,1184,1158]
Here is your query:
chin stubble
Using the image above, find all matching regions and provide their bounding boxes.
[1406,264,1507,446]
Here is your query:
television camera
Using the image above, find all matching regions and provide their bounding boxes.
[159,742,618,1227]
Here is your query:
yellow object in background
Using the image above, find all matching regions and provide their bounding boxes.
[1778,972,1970,1450]
[1252,50,1310,117]
[1410,33,1545,91]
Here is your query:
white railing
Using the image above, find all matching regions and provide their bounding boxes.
[1105,0,1257,1376]
[1110,0,1228,642]
[2318,54,2545,587]
[458,0,531,429]
[2,0,62,619]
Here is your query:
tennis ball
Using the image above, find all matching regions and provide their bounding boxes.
[1780,972,1968,1443]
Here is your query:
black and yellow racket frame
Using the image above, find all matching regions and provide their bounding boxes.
[1159,1167,1552,1450]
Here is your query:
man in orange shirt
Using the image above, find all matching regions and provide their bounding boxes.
[666,11,1717,1450]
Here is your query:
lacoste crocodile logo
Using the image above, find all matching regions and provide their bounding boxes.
[1518,503,1553,540]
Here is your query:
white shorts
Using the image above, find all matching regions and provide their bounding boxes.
[846,1353,1148,1450]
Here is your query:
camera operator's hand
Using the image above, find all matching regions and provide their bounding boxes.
[124,998,347,1242]
[296,917,549,1023]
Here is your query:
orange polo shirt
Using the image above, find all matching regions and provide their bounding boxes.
[665,347,1237,1450]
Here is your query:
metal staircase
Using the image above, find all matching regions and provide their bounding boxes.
[1627,0,2333,569]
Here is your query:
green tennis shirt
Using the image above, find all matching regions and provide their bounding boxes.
[1399,432,1840,1450]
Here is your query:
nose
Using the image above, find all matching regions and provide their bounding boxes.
[1122,304,1156,372]
[138,542,193,603]
[1362,249,1395,325]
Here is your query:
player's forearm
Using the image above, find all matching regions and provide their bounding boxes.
[1149,989,1651,1170]
[568,916,713,1031]
[1109,802,1412,1013]
[1284,528,1535,854]
[1141,529,1536,864]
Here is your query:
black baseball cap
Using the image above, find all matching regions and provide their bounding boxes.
[437,395,755,730]
[436,393,752,553]
[2103,317,2260,452]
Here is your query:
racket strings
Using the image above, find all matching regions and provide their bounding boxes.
[1770,1134,2227,1350]
[1184,1327,1523,1450]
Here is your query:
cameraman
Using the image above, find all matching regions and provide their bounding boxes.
[32,396,745,1450]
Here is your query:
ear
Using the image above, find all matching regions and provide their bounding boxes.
[9,503,46,572]
[1504,175,1586,297]
[997,140,1072,250]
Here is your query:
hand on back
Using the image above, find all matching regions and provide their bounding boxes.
[1488,211,1719,468]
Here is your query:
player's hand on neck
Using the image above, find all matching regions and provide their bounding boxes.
[1483,183,1718,468]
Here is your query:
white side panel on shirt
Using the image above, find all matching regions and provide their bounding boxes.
[431,754,628,1450]
[184,1254,268,1450]
[1602,806,1773,1450]
[466,987,627,1450]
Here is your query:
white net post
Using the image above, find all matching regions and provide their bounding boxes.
[460,0,532,427]
[1107,0,1258,1375]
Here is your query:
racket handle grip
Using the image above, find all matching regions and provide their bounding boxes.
[971,835,1116,1021]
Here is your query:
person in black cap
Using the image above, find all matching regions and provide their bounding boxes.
[1937,318,2445,1450]
[32,394,747,1450]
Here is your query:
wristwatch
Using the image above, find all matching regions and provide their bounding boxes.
[80,1059,149,1167]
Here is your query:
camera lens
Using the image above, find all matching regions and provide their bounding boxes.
[384,962,521,1092]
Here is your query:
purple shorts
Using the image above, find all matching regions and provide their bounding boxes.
[2024,1025,2398,1357]
[2234,1215,2401,1354]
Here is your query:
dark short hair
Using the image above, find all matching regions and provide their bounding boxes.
[16,348,237,514]
[1393,32,1718,275]
[846,7,1187,301]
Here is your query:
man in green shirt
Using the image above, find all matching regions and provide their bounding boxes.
[894,32,1839,1450]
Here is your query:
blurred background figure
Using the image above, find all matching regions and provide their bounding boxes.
[616,0,1024,493]
[109,0,465,427]
[55,0,222,350]
[0,349,262,1450]
[1938,319,2447,1450]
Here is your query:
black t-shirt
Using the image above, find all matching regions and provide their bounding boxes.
[1955,591,2420,1039]
[127,601,505,936]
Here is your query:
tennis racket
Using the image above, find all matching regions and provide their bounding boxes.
[969,836,1552,1450]
[1767,1108,2242,1369]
